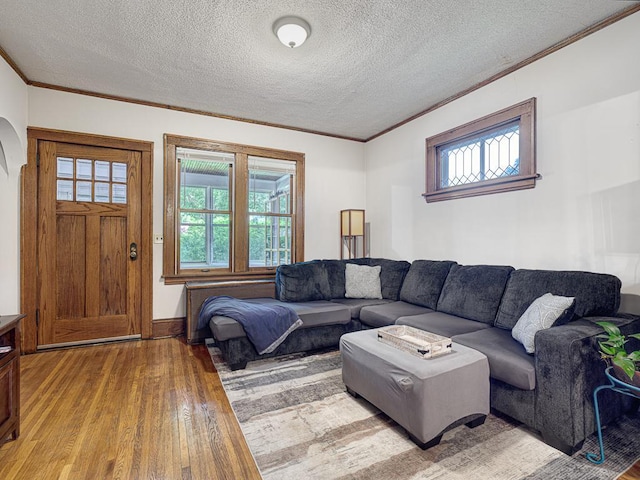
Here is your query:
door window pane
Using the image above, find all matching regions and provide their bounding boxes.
[95,161,110,181]
[95,182,110,202]
[57,180,74,201]
[112,184,127,204]
[55,157,127,204]
[76,181,92,202]
[112,163,127,183]
[76,159,93,180]
[57,157,74,178]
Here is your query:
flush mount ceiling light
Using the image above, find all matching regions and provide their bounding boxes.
[273,16,311,48]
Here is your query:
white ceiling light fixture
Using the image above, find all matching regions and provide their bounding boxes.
[273,16,311,48]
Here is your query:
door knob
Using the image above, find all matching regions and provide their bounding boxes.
[130,242,138,260]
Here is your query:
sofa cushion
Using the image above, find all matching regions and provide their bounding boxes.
[396,311,491,337]
[360,301,433,328]
[275,260,331,302]
[437,264,514,324]
[495,269,622,330]
[210,315,246,341]
[511,293,576,353]
[210,299,351,341]
[210,297,283,340]
[322,259,347,299]
[285,300,352,326]
[345,264,383,299]
[347,258,411,300]
[399,260,456,309]
[330,298,392,319]
[453,328,536,390]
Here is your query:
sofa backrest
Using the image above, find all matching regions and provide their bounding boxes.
[346,258,411,300]
[320,259,348,299]
[399,260,457,309]
[494,269,622,330]
[437,264,514,324]
[275,258,411,302]
[275,260,331,302]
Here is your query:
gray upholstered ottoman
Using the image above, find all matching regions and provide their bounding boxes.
[340,328,490,449]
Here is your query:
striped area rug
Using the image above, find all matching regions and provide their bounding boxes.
[208,343,640,480]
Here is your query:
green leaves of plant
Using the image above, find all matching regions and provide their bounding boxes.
[596,321,640,381]
[598,342,619,356]
[613,356,637,380]
[596,321,621,337]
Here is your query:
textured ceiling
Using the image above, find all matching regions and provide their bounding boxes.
[0,1,637,141]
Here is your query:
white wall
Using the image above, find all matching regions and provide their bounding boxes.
[365,12,640,294]
[28,89,366,319]
[14,11,640,321]
[0,57,28,313]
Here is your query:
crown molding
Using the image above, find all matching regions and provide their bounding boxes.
[365,4,640,142]
[0,44,28,84]
[2,3,638,144]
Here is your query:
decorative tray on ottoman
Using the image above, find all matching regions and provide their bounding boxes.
[377,325,452,359]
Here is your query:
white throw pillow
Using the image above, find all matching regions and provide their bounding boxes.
[345,264,383,299]
[512,293,575,354]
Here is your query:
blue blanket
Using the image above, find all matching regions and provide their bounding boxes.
[198,296,303,355]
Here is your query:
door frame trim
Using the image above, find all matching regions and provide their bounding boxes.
[21,127,154,353]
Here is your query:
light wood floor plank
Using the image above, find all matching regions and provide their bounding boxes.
[3,336,638,479]
[0,338,261,480]
[620,459,640,480]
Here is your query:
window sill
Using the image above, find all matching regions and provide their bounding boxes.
[163,271,276,285]
[422,174,539,203]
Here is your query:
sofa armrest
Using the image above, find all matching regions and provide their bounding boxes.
[533,315,640,453]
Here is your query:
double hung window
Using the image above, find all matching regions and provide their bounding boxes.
[177,149,233,269]
[163,135,304,283]
[248,156,295,268]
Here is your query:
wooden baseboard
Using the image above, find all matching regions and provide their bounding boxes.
[152,318,185,338]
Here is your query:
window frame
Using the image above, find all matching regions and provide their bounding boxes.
[163,134,305,284]
[423,98,537,203]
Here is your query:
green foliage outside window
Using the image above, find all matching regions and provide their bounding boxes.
[180,186,231,267]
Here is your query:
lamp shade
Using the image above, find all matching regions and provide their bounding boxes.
[341,209,365,236]
[273,16,311,48]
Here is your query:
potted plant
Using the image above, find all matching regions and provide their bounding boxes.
[595,321,640,390]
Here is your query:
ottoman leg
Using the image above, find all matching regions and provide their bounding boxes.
[465,415,487,429]
[409,433,443,450]
[346,386,360,398]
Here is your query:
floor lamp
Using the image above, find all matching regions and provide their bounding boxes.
[340,209,365,259]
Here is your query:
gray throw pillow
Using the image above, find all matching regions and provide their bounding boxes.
[512,293,575,354]
[345,264,383,299]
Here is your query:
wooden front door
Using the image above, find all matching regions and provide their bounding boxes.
[36,141,142,347]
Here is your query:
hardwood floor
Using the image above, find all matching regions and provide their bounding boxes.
[620,460,640,480]
[1,336,638,480]
[0,337,261,480]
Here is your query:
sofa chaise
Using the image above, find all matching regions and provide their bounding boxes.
[199,258,640,454]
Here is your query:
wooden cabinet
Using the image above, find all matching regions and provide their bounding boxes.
[0,314,23,446]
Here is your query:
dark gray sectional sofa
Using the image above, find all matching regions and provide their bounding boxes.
[204,257,640,455]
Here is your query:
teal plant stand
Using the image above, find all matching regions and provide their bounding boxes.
[586,367,640,464]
